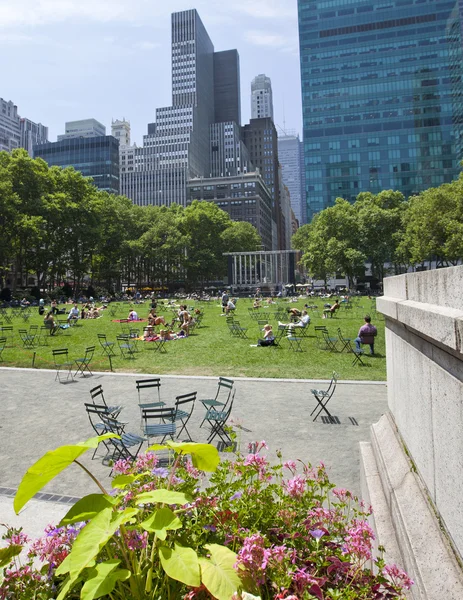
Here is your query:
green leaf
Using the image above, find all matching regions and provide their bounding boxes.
[0,545,22,568]
[165,442,220,472]
[55,507,138,599]
[136,489,192,506]
[59,494,116,526]
[14,435,117,514]
[80,560,130,600]
[146,444,168,452]
[199,544,241,600]
[141,507,182,540]
[112,474,136,489]
[159,543,200,587]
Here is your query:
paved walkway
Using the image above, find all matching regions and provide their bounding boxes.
[0,367,388,536]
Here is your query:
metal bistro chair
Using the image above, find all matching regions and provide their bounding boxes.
[322,329,339,352]
[117,335,136,359]
[346,341,366,367]
[99,412,145,463]
[141,406,176,444]
[172,392,197,442]
[84,403,116,459]
[0,337,6,362]
[18,328,37,349]
[206,389,236,447]
[52,348,74,383]
[136,378,165,425]
[310,372,338,422]
[89,385,123,418]
[74,346,95,377]
[337,328,353,353]
[199,377,234,427]
[98,333,116,357]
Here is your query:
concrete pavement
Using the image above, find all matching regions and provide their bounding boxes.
[0,367,388,538]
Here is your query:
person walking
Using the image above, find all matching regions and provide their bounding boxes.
[355,315,377,355]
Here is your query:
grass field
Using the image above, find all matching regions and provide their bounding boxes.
[0,297,386,381]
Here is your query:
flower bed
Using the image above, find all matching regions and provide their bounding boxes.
[0,437,412,599]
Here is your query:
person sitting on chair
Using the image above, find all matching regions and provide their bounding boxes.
[323,299,340,318]
[355,315,377,355]
[67,304,80,324]
[224,299,236,315]
[44,311,59,335]
[257,324,275,347]
[279,310,310,330]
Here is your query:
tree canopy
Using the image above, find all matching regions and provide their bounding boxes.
[0,150,262,292]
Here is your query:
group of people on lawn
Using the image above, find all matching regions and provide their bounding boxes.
[142,304,200,341]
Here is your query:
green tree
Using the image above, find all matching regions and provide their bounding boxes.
[180,201,232,286]
[399,181,463,266]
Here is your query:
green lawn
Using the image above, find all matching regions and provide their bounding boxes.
[0,298,386,381]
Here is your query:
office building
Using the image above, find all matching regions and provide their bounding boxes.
[210,121,252,178]
[251,74,274,120]
[278,133,306,225]
[111,119,131,147]
[0,97,48,155]
[34,136,120,194]
[298,0,463,219]
[58,119,106,141]
[187,171,273,251]
[214,50,241,125]
[243,117,281,248]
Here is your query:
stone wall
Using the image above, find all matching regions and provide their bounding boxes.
[377,266,463,559]
[361,266,463,599]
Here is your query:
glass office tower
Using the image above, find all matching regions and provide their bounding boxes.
[298,0,463,220]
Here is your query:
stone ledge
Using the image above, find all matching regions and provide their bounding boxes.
[363,413,463,600]
[378,298,463,354]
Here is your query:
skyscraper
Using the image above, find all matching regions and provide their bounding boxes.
[0,97,48,155]
[57,119,106,140]
[278,133,306,225]
[298,0,463,220]
[122,9,217,206]
[214,50,241,125]
[34,134,120,194]
[251,74,274,120]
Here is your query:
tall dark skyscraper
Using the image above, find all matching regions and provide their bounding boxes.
[214,50,241,125]
[121,10,242,207]
[298,0,463,220]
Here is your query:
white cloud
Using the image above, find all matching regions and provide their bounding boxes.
[232,0,295,20]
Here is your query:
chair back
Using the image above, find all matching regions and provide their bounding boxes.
[90,384,105,405]
[136,378,161,404]
[52,348,69,361]
[174,391,197,414]
[84,346,95,360]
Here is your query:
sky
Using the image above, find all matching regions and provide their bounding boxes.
[0,0,303,145]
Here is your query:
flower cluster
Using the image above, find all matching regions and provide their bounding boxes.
[0,441,412,600]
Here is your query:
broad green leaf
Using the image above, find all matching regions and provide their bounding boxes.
[159,543,200,587]
[199,544,241,600]
[14,435,117,514]
[136,489,192,506]
[112,474,136,489]
[146,444,168,452]
[80,559,131,600]
[57,575,82,600]
[56,507,138,599]
[59,494,116,526]
[0,545,22,568]
[141,507,182,540]
[166,442,220,472]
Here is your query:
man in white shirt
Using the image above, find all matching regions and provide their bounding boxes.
[279,310,311,331]
[67,304,80,324]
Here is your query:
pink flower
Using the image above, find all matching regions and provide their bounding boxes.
[284,475,306,498]
[332,488,352,502]
[383,563,414,590]
[342,519,375,561]
[283,460,297,472]
[244,453,269,480]
[235,533,271,585]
